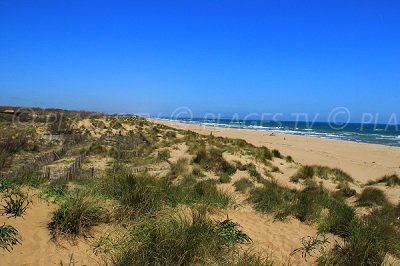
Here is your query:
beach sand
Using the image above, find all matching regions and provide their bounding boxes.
[150,119,400,184]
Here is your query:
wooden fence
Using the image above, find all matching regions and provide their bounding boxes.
[42,150,89,180]
[129,161,170,174]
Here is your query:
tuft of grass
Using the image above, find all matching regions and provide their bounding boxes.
[1,192,30,218]
[112,208,252,265]
[249,180,296,219]
[193,147,236,177]
[101,172,165,216]
[290,165,353,183]
[0,224,21,252]
[50,191,107,237]
[250,180,355,236]
[356,187,388,207]
[325,204,400,265]
[233,178,254,193]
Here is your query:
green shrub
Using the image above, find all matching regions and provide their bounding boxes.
[50,191,107,236]
[233,178,254,193]
[356,187,388,207]
[0,224,21,252]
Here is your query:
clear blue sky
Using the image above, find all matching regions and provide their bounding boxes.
[0,0,399,122]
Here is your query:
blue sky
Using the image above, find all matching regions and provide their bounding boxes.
[0,0,399,122]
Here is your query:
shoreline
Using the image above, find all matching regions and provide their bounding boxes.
[149,118,400,183]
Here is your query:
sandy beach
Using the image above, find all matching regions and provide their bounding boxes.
[150,119,400,184]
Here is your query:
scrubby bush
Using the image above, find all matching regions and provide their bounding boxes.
[50,192,107,237]
[357,187,388,207]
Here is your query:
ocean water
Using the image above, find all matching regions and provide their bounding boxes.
[161,118,400,147]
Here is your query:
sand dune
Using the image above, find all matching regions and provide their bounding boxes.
[151,119,400,184]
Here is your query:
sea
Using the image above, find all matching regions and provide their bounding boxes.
[159,118,400,147]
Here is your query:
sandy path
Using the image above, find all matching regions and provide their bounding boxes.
[150,119,400,183]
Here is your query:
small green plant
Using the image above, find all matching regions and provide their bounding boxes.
[0,224,21,252]
[214,218,252,245]
[1,192,30,218]
[233,178,254,193]
[290,233,330,261]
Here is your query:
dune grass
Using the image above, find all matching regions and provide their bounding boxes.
[111,208,255,266]
[356,187,389,207]
[324,204,400,265]
[290,165,353,183]
[249,180,354,236]
[233,178,254,193]
[50,191,108,237]
[193,146,236,177]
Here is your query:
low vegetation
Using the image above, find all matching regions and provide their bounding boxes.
[50,191,107,237]
[111,208,258,266]
[290,165,353,183]
[233,178,254,193]
[0,224,21,252]
[356,187,389,207]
